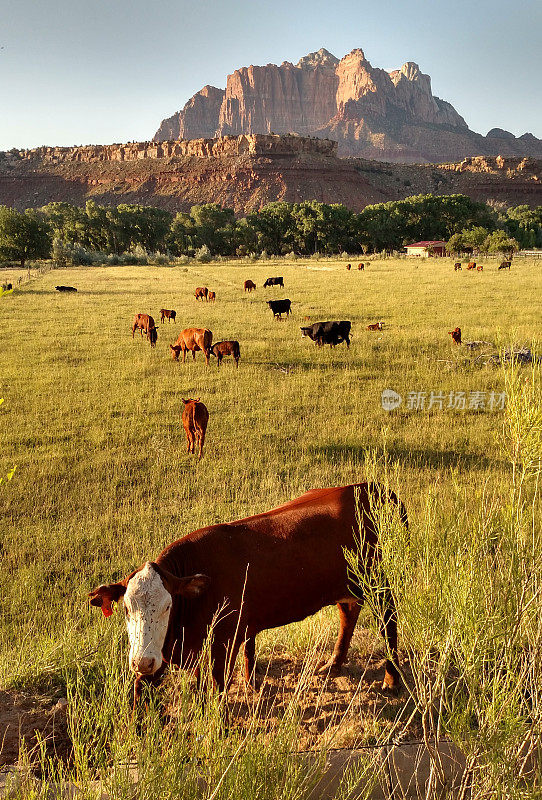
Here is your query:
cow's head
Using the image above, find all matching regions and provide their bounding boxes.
[300,327,310,337]
[89,563,210,676]
[169,344,181,360]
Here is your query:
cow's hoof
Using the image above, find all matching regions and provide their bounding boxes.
[317,661,341,678]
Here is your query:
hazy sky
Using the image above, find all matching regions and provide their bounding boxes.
[1,0,540,150]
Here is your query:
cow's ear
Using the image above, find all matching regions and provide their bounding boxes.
[89,582,127,617]
[159,570,210,598]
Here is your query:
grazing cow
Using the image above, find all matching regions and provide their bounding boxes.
[208,291,216,302]
[244,280,256,292]
[454,262,462,271]
[476,264,483,271]
[169,328,212,365]
[346,264,351,271]
[448,327,462,345]
[358,263,364,270]
[267,299,291,319]
[55,285,77,292]
[301,321,351,348]
[499,261,511,270]
[210,340,240,368]
[132,313,158,347]
[160,309,176,323]
[466,262,476,270]
[195,287,209,301]
[181,398,209,460]
[367,322,383,331]
[263,277,284,288]
[89,482,408,707]
[1,282,12,291]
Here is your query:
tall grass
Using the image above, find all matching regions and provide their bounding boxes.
[346,362,542,798]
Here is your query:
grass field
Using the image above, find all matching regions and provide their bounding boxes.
[0,256,540,797]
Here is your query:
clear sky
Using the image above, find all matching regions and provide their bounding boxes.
[1,0,540,150]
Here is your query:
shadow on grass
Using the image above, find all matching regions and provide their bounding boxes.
[311,442,499,471]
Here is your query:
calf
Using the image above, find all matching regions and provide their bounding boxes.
[89,482,408,707]
[499,261,511,270]
[132,313,158,347]
[466,262,476,270]
[267,299,291,319]
[55,285,77,292]
[195,287,208,301]
[208,291,216,302]
[160,309,176,323]
[454,262,462,271]
[244,280,256,292]
[301,321,351,348]
[169,328,212,365]
[181,398,209,460]
[358,263,364,270]
[263,277,284,288]
[367,322,383,331]
[448,327,462,345]
[210,340,240,368]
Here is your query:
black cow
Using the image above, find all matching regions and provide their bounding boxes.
[499,261,511,270]
[55,286,77,292]
[1,283,12,291]
[267,299,291,319]
[301,321,351,348]
[263,277,284,288]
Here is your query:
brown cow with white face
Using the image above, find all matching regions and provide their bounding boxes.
[89,483,407,707]
[169,328,212,365]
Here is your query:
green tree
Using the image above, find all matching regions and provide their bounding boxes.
[484,230,520,255]
[0,206,51,267]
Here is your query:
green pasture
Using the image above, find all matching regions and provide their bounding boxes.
[0,256,540,797]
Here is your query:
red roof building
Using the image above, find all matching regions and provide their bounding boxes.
[405,240,447,256]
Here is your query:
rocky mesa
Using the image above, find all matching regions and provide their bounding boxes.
[1,135,540,214]
[154,48,542,164]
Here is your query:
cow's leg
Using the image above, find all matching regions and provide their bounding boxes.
[192,349,196,361]
[318,601,360,677]
[204,349,210,366]
[182,347,187,363]
[216,354,221,369]
[198,426,205,459]
[377,585,401,691]
[243,636,259,690]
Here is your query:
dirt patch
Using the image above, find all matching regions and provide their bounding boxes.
[0,690,71,768]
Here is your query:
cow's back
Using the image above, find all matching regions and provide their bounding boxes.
[157,483,399,633]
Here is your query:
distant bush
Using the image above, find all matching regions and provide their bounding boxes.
[175,255,191,265]
[195,245,212,263]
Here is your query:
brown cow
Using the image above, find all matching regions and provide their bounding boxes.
[169,328,212,365]
[208,291,216,302]
[367,322,383,331]
[132,313,158,347]
[476,264,483,271]
[454,262,462,271]
[89,482,408,707]
[358,263,364,270]
[195,287,208,301]
[181,398,209,460]
[244,280,256,292]
[466,262,476,270]
[160,309,176,323]
[499,261,511,270]
[210,340,240,368]
[448,327,462,345]
[346,263,351,271]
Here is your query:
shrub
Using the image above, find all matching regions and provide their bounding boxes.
[195,245,212,263]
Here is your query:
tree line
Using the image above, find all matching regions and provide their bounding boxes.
[0,195,541,267]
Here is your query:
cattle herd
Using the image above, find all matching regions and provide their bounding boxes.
[85,258,513,718]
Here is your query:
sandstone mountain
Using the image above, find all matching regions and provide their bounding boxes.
[154,48,542,163]
[2,135,540,214]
